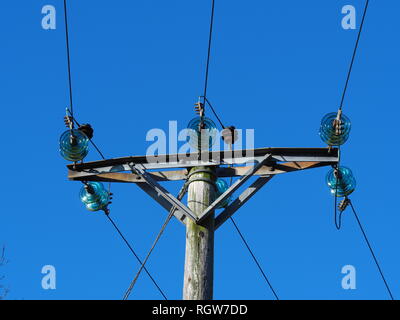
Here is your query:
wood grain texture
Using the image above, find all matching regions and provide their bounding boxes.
[183,167,216,300]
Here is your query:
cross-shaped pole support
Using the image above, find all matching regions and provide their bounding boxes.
[66,147,338,300]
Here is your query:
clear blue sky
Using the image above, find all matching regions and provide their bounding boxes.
[0,0,399,300]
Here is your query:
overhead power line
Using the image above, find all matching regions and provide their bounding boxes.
[106,215,168,300]
[123,211,173,300]
[62,4,166,296]
[123,183,189,300]
[200,0,225,129]
[61,0,392,302]
[203,0,215,106]
[66,109,107,160]
[334,196,345,230]
[65,108,167,299]
[332,0,395,301]
[227,147,279,300]
[230,217,280,300]
[63,1,106,161]
[63,0,74,118]
[349,201,394,300]
[339,0,370,110]
[63,0,106,161]
[202,96,225,129]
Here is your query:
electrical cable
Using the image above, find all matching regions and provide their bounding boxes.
[201,0,280,296]
[122,213,173,300]
[226,145,279,300]
[66,108,107,160]
[202,96,225,129]
[203,0,215,107]
[65,97,167,300]
[63,1,107,162]
[60,5,167,293]
[334,194,345,230]
[230,217,280,300]
[63,0,384,302]
[63,1,107,161]
[332,1,394,299]
[201,11,265,302]
[348,200,395,300]
[333,154,344,230]
[67,119,167,298]
[200,0,226,130]
[123,183,189,300]
[67,110,167,299]
[339,0,370,110]
[63,0,74,119]
[332,0,370,230]
[332,0,369,227]
[106,214,168,300]
[61,0,275,301]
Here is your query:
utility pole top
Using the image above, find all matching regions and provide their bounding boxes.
[66,146,338,300]
[67,146,338,226]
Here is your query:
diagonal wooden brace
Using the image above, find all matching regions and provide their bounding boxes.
[134,183,187,224]
[215,175,274,230]
[129,163,198,222]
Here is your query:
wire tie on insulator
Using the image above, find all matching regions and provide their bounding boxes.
[64,115,74,130]
[194,102,204,116]
[338,197,351,212]
[194,97,205,117]
[333,109,343,136]
[66,108,77,146]
[64,108,74,130]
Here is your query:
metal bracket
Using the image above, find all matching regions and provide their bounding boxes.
[67,147,339,173]
[66,147,339,228]
[129,163,198,223]
[215,175,274,230]
[68,161,335,183]
[197,154,272,223]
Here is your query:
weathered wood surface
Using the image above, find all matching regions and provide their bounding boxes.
[183,167,216,300]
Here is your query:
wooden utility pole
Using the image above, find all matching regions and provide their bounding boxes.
[183,166,216,300]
